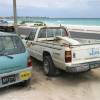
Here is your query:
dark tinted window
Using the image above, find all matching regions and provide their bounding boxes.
[0,36,25,55]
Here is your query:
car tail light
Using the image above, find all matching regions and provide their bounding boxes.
[65,50,72,63]
[27,57,32,67]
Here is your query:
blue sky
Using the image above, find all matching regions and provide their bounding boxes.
[0,0,100,18]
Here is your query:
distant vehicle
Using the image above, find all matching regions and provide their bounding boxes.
[0,19,8,24]
[25,26,100,76]
[0,19,14,32]
[20,21,46,26]
[0,32,32,88]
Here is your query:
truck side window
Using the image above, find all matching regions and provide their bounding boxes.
[28,32,35,40]
[27,28,37,40]
[38,28,46,38]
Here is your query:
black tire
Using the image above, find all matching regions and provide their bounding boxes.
[43,55,60,76]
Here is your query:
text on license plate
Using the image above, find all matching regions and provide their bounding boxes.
[2,74,16,85]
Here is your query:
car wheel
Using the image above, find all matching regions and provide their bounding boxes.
[43,55,60,76]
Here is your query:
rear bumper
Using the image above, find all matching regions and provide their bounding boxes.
[66,61,100,72]
[0,67,32,88]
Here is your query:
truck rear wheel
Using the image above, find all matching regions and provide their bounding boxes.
[43,55,60,76]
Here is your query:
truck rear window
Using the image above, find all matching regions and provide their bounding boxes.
[0,36,25,55]
[38,27,68,38]
[47,28,68,37]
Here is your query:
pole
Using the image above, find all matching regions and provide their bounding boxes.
[13,0,17,33]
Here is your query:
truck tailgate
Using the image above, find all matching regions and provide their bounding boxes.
[72,44,100,63]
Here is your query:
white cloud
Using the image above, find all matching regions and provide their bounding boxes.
[16,0,90,9]
[0,0,100,15]
[1,0,99,9]
[0,0,100,17]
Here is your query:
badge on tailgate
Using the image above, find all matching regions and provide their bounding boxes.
[89,48,100,56]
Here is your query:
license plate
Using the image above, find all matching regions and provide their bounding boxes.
[20,71,31,81]
[76,64,89,72]
[2,74,16,85]
[90,63,100,69]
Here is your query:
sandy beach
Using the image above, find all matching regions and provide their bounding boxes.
[66,25,100,32]
[0,58,100,100]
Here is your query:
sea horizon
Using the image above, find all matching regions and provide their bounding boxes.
[1,17,100,26]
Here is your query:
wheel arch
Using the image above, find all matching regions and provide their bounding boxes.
[43,51,51,58]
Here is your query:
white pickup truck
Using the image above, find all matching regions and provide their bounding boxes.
[24,26,100,76]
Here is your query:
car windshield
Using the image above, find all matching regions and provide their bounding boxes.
[0,36,25,55]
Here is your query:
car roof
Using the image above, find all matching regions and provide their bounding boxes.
[0,32,17,36]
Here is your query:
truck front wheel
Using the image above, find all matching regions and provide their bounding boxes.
[43,55,60,76]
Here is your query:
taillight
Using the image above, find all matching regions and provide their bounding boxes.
[65,50,72,63]
[27,57,32,67]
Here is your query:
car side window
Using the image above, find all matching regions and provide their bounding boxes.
[38,28,46,38]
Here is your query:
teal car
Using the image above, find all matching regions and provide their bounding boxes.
[0,32,32,88]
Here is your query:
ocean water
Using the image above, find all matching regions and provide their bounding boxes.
[45,18,100,26]
[19,18,100,26]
